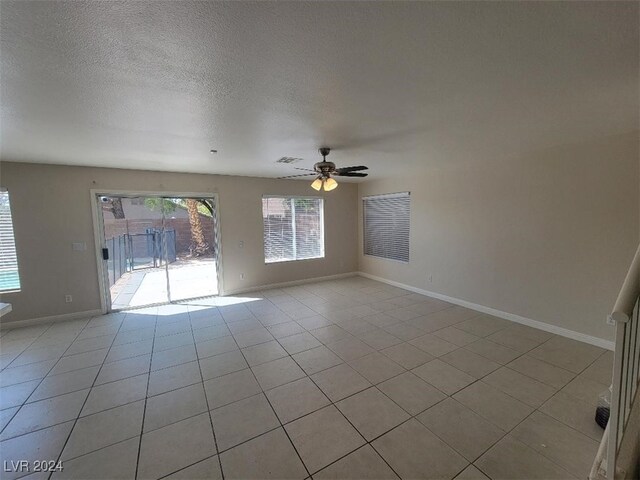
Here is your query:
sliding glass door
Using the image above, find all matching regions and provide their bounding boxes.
[99,194,219,310]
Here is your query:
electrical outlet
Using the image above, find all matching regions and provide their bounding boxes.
[65,295,73,303]
[240,273,245,279]
[428,275,433,283]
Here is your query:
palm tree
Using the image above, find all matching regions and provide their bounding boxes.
[186,199,210,256]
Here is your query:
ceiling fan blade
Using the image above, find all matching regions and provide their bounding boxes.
[293,167,317,172]
[335,165,368,173]
[336,172,368,177]
[277,173,316,179]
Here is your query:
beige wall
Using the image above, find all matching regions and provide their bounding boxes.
[358,132,639,342]
[0,162,358,323]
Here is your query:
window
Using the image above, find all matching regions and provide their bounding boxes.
[0,189,21,292]
[363,192,410,263]
[262,196,324,263]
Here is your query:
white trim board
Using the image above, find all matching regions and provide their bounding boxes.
[358,271,615,351]
[222,272,357,297]
[0,309,103,330]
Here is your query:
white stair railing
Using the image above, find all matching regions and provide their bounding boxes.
[591,244,640,480]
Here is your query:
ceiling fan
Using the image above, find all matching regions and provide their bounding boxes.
[278,148,368,191]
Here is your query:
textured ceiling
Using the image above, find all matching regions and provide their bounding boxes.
[0,1,638,180]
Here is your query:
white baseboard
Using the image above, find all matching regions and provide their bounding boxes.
[358,272,614,351]
[0,309,103,330]
[222,272,358,297]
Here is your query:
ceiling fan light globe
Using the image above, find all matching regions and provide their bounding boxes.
[311,177,323,191]
[323,177,338,191]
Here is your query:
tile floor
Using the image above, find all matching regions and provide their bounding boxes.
[0,277,611,479]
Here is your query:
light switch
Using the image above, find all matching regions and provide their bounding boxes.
[72,242,87,251]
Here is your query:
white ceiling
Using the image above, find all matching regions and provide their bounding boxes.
[1,1,637,180]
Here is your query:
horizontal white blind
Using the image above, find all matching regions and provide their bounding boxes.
[262,197,324,263]
[0,189,21,291]
[363,192,410,262]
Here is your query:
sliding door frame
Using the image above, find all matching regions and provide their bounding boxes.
[90,189,224,314]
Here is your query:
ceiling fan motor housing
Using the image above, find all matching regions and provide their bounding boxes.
[314,161,336,176]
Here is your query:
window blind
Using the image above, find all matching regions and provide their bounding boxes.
[0,189,21,292]
[262,197,324,263]
[363,192,410,262]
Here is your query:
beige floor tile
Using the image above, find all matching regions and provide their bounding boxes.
[10,345,67,368]
[486,329,541,353]
[279,332,322,355]
[417,398,505,461]
[1,389,88,440]
[433,327,480,347]
[155,321,191,338]
[95,353,151,385]
[267,321,307,339]
[296,315,333,331]
[49,349,108,376]
[285,405,365,474]
[165,456,222,479]
[242,340,287,366]
[455,465,490,479]
[233,328,274,348]
[0,359,59,386]
[266,377,330,424]
[483,367,556,408]
[314,444,399,479]
[81,374,148,416]
[53,437,140,480]
[372,418,467,480]
[464,339,521,365]
[453,381,533,431]
[412,359,475,395]
[336,387,409,441]
[251,357,306,390]
[137,413,216,479]
[191,325,230,343]
[0,407,18,431]
[455,315,512,338]
[349,352,405,384]
[200,350,248,380]
[310,325,352,344]
[529,336,604,373]
[539,391,603,441]
[0,421,74,480]
[196,336,238,359]
[153,332,194,353]
[105,339,153,363]
[512,411,599,478]
[380,322,425,341]
[362,313,400,328]
[440,348,501,379]
[147,360,201,396]
[409,334,458,357]
[212,393,280,451]
[380,342,434,369]
[150,344,197,371]
[293,345,343,375]
[29,366,99,403]
[475,435,577,479]
[62,400,144,460]
[0,380,40,409]
[561,374,609,401]
[220,427,307,479]
[327,337,375,361]
[357,329,402,350]
[144,383,208,432]
[507,355,575,389]
[311,363,372,402]
[203,368,261,408]
[65,334,115,356]
[378,371,445,415]
[581,351,613,385]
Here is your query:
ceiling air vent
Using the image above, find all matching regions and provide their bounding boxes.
[276,157,303,164]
